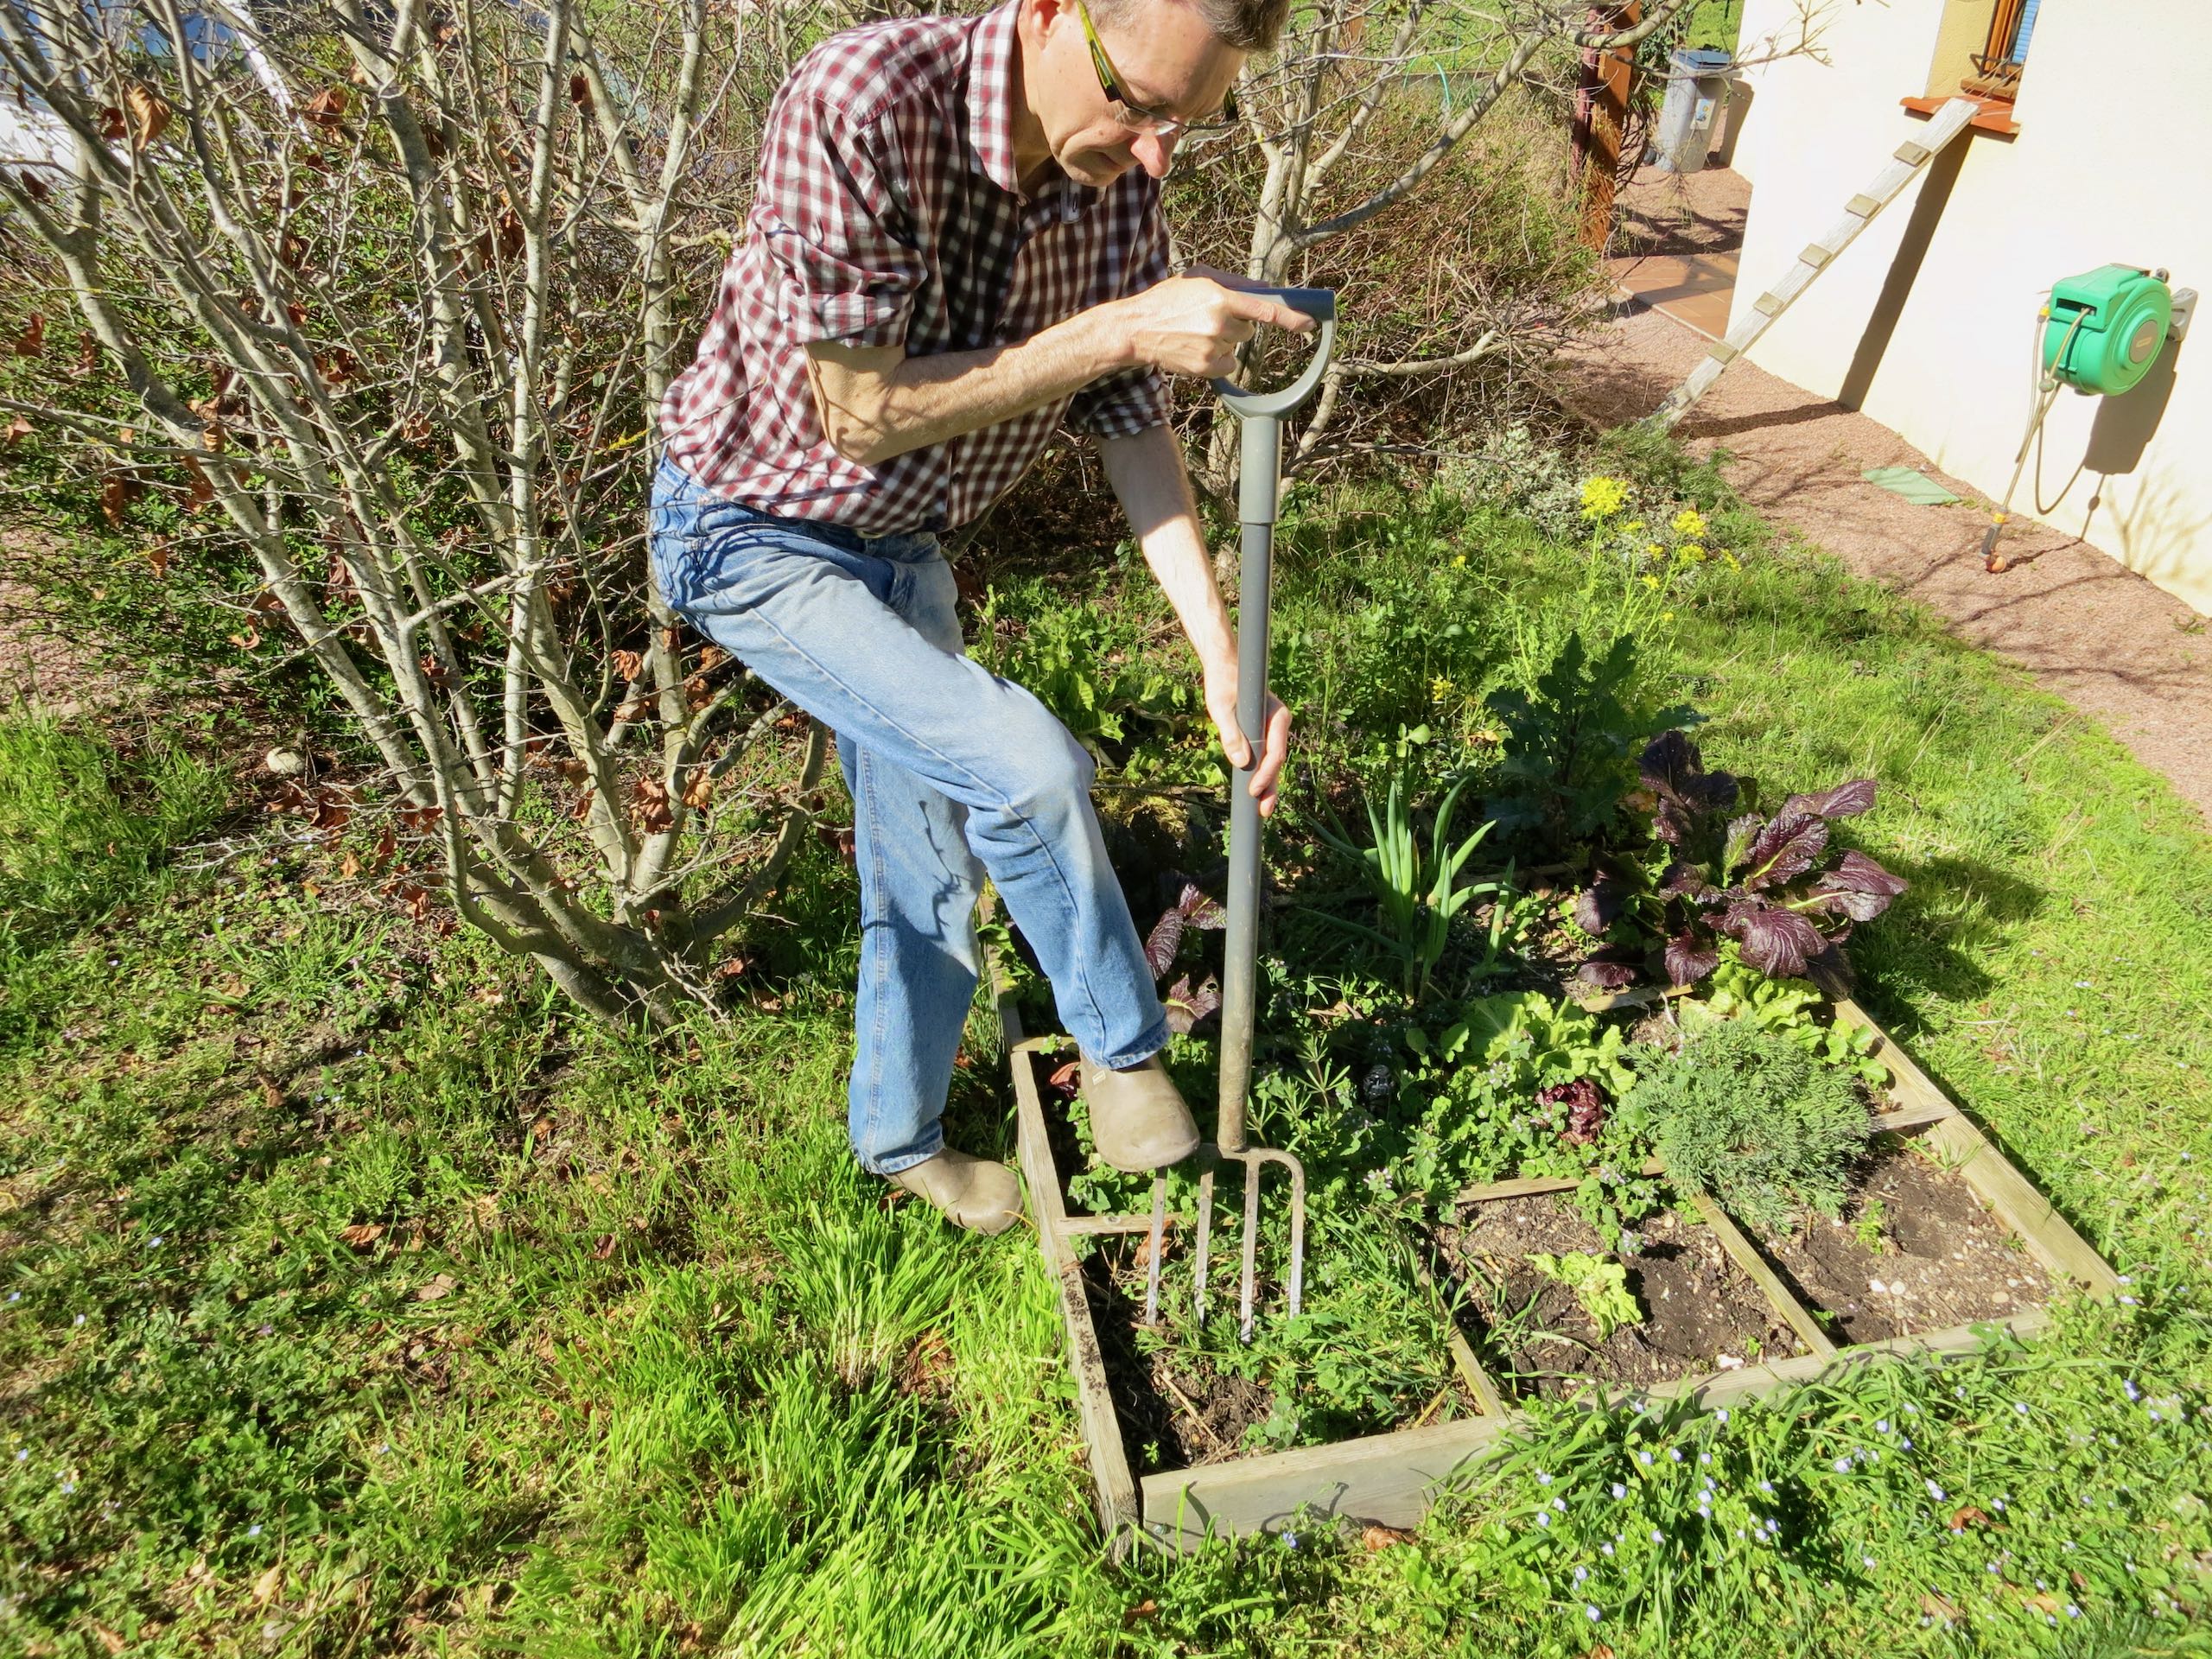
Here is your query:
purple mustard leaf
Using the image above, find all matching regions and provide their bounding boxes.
[1178,881,1227,931]
[1663,931,1722,987]
[1577,945,1643,989]
[1781,779,1878,821]
[1810,849,1908,921]
[1719,899,1827,979]
[1741,808,1829,891]
[1143,908,1185,979]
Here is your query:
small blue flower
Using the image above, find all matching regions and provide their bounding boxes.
[1283,1530,1300,1549]
[1638,1451,1654,1466]
[1650,1528,1664,1543]
[1699,1451,1712,1465]
[1876,1419,1889,1433]
[1536,1512,1551,1528]
[1553,1497,1567,1512]
[1586,1605,1602,1624]
[1925,1479,1945,1501]
[1537,1471,1553,1485]
[2014,1402,2031,1416]
[147,1236,163,1249]
[1715,1408,1729,1424]
[1669,1448,1683,1463]
[2124,1379,2144,1402]
[1834,1458,1853,1474]
[1862,1554,1877,1569]
[1611,1483,1626,1499]
[247,1524,262,1537]
[1574,1565,1589,1584]
[2066,1604,2082,1618]
[1900,1437,1913,1450]
[1601,1541,1615,1557]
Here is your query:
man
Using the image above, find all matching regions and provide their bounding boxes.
[652,0,1302,1234]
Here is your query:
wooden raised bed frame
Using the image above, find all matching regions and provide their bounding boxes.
[993,977,2120,1554]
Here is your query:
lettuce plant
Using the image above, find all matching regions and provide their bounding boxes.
[1573,732,1907,989]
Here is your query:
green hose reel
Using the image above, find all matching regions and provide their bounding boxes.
[2041,264,2173,395]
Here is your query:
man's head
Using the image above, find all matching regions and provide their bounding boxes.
[1013,0,1287,190]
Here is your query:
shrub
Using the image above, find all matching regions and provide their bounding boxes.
[1630,1020,1872,1234]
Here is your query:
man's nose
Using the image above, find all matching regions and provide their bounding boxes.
[1132,130,1177,179]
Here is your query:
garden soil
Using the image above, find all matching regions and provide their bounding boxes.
[1556,168,2212,827]
[1439,1195,1801,1401]
[1746,1140,2053,1344]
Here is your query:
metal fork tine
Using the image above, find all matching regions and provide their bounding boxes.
[1192,1166,1216,1327]
[1238,1154,1264,1342]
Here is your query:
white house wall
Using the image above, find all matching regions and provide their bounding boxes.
[1726,0,2211,614]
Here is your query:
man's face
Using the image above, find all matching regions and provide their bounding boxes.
[1018,0,1244,188]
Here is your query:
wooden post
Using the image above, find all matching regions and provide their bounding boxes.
[1571,2,1643,251]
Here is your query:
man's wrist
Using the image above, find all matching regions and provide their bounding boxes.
[1066,298,1141,377]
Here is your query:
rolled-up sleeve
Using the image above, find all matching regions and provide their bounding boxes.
[755,97,923,351]
[1066,194,1171,440]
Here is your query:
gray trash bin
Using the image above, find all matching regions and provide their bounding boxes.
[1651,47,1734,174]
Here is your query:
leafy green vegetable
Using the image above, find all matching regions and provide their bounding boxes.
[1576,731,1908,990]
[1529,1249,1642,1340]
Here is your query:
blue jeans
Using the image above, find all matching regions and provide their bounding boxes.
[649,457,1169,1174]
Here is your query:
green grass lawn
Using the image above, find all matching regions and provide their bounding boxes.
[3,448,2210,1655]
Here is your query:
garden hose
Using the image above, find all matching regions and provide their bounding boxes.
[1980,304,2086,575]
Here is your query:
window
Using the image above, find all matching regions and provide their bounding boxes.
[1962,0,2037,99]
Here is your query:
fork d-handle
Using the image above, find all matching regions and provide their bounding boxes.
[1213,286,1336,1155]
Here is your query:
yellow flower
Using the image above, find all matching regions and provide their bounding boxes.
[1642,573,1662,590]
[1671,507,1709,540]
[1722,550,1741,570]
[1430,675,1453,699]
[1661,609,1675,622]
[1645,543,1665,559]
[1622,519,1646,536]
[1580,475,1630,520]
[1677,543,1706,563]
[1452,553,1467,569]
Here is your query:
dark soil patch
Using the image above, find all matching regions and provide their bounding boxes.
[1438,1194,1800,1400]
[1745,1141,2053,1343]
[1081,1252,1277,1474]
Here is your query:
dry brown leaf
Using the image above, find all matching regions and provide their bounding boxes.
[13,311,46,356]
[251,1562,283,1605]
[339,1222,385,1249]
[182,454,215,509]
[568,71,592,110]
[147,537,171,578]
[632,776,673,834]
[592,1232,616,1261]
[75,330,99,376]
[1360,1524,1413,1551]
[340,849,361,880]
[1948,1505,1992,1532]
[92,1624,126,1656]
[303,86,349,130]
[124,83,170,148]
[681,767,715,810]
[1920,1592,1963,1625]
[2,413,32,447]
[100,474,134,527]
[612,648,645,683]
[413,1273,457,1302]
[19,168,50,203]
[1119,1599,1159,1630]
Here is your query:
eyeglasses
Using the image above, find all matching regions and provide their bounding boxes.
[1074,0,1240,137]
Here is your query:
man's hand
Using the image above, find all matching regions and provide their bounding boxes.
[1203,658,1293,819]
[1112,276,1315,380]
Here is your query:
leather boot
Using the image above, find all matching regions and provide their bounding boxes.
[1080,1054,1201,1173]
[888,1149,1023,1236]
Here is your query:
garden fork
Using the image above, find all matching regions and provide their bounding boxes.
[1143,286,1336,1342]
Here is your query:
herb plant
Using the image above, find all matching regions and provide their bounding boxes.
[1576,731,1909,990]
[1628,1021,1874,1234]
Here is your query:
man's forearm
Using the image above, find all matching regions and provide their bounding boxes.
[1098,423,1234,674]
[808,309,1131,467]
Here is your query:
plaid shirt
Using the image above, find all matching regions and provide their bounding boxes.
[660,2,1171,533]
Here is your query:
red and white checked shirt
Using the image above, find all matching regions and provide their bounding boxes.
[659,1,1171,533]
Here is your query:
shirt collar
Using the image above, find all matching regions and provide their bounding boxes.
[968,0,1086,217]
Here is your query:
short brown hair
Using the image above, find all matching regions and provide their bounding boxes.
[1090,0,1289,54]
